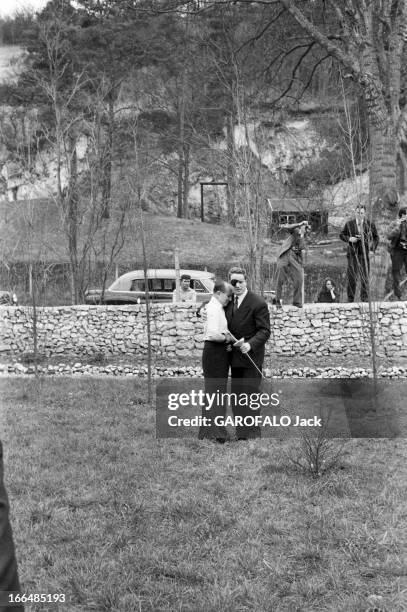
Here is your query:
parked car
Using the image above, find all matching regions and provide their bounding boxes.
[85,269,215,305]
[263,290,276,302]
[0,290,18,306]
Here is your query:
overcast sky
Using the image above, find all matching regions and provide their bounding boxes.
[0,0,48,18]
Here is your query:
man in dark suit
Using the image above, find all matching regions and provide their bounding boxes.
[387,206,407,299]
[225,267,271,440]
[340,205,379,302]
[0,442,23,611]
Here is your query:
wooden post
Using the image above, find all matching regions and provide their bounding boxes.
[200,183,204,222]
[28,263,33,296]
[174,247,180,302]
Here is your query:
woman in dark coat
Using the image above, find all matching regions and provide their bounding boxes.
[317,278,339,303]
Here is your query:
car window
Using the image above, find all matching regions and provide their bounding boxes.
[193,279,207,292]
[197,278,214,293]
[130,279,145,291]
[149,279,163,291]
[163,279,175,291]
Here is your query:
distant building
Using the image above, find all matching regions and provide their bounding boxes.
[267,198,328,235]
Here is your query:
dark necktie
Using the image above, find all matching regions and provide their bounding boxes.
[233,296,239,315]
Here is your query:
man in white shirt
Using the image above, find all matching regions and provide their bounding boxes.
[172,274,197,303]
[198,280,233,442]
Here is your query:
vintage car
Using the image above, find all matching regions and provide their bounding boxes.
[0,290,18,306]
[84,269,215,305]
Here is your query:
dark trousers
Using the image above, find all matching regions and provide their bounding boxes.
[0,442,23,612]
[198,341,230,440]
[347,252,370,302]
[391,248,407,298]
[276,251,304,307]
[230,366,262,439]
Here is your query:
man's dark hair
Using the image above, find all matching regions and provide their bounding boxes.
[228,267,247,279]
[398,206,407,218]
[180,274,191,281]
[213,279,228,294]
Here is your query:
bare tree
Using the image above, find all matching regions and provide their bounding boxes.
[26,13,89,303]
[274,0,407,296]
[126,119,157,404]
[338,74,383,383]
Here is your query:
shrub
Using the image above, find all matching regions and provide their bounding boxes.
[288,411,348,478]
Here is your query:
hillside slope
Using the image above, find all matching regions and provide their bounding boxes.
[0,197,347,269]
[0,198,275,266]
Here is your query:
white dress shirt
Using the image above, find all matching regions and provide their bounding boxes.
[235,289,248,309]
[203,296,228,341]
[172,287,197,303]
[356,218,364,237]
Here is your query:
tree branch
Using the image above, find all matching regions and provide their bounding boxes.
[298,53,331,100]
[280,0,388,126]
[270,40,316,105]
[263,40,314,78]
[235,7,285,53]
[279,0,360,74]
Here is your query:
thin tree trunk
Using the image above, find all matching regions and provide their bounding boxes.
[139,206,152,404]
[254,217,265,294]
[177,3,190,219]
[31,267,39,378]
[177,65,186,220]
[67,137,79,304]
[177,147,184,218]
[183,142,189,218]
[226,115,235,225]
[101,93,114,219]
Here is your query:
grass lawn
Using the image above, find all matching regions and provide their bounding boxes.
[1,377,406,611]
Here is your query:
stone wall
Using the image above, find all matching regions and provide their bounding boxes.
[1,302,407,360]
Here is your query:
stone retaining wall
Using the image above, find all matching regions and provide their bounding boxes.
[0,302,407,360]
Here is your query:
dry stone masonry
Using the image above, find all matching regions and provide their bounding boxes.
[1,302,407,360]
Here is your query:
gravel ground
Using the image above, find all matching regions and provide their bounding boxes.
[1,350,407,378]
[1,361,407,378]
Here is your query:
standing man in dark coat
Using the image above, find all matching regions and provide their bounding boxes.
[340,204,379,302]
[0,441,24,612]
[387,206,407,300]
[225,267,271,440]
